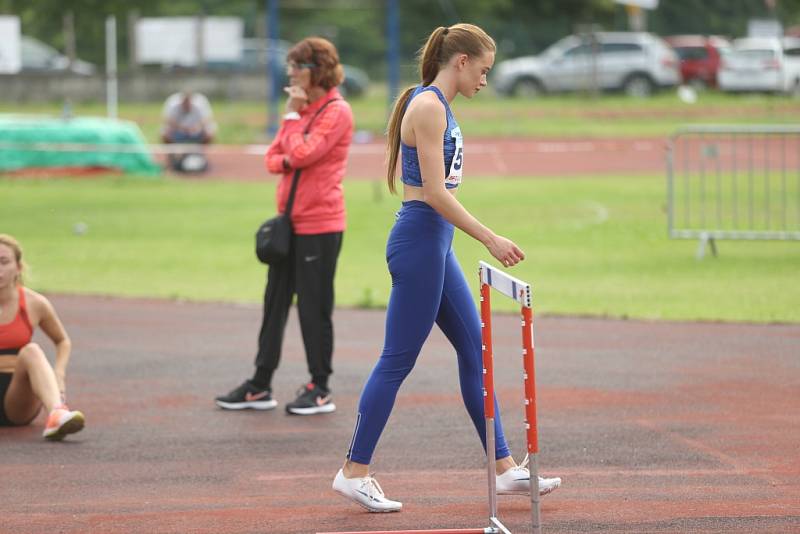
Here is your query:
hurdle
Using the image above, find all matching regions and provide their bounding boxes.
[479,260,540,534]
[318,261,541,534]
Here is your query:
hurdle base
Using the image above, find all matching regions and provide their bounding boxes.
[317,520,510,534]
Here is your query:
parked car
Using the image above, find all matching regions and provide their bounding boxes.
[20,35,96,75]
[718,37,800,95]
[207,38,369,97]
[665,35,730,88]
[493,32,680,98]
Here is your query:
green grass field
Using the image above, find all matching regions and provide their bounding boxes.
[2,89,800,143]
[2,175,797,323]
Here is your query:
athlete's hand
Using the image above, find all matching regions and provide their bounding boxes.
[486,234,525,268]
[284,86,309,112]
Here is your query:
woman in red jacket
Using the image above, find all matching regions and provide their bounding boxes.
[0,234,85,440]
[216,37,354,415]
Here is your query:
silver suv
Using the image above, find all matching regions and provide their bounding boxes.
[493,32,680,97]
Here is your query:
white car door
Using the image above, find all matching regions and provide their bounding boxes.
[597,42,645,89]
[545,43,594,91]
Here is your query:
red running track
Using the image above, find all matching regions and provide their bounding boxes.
[164,136,672,181]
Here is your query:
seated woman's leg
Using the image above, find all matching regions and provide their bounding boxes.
[3,343,59,425]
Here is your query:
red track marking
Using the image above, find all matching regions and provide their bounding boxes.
[317,529,489,534]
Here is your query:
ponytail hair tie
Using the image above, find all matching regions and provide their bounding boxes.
[443,27,449,35]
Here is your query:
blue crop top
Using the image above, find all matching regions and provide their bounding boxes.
[400,85,463,189]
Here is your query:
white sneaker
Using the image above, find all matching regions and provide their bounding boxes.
[496,455,561,496]
[537,474,562,496]
[332,469,403,513]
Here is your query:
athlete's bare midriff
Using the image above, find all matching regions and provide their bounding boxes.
[402,183,457,202]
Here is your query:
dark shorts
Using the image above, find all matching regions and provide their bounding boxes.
[0,372,15,426]
[0,372,39,427]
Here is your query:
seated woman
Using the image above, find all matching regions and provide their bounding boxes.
[0,234,84,440]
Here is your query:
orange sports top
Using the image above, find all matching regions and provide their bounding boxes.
[0,286,34,355]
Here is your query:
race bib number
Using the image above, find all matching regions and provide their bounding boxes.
[446,126,463,185]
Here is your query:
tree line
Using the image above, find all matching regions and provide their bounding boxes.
[1,0,797,75]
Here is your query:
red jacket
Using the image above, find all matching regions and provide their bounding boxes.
[264,87,353,235]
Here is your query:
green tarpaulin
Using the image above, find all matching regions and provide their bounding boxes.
[0,115,160,175]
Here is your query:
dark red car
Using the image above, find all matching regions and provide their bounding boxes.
[665,35,731,88]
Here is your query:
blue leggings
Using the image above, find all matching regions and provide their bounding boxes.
[347,200,511,464]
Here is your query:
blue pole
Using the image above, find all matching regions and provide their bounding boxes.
[386,0,400,114]
[267,0,280,135]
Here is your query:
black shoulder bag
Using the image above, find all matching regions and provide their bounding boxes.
[255,98,339,264]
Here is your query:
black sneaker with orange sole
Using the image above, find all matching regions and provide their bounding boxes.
[285,383,336,415]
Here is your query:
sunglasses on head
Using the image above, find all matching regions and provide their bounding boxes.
[288,61,316,71]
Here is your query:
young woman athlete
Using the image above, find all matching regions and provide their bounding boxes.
[332,24,561,512]
[0,234,85,441]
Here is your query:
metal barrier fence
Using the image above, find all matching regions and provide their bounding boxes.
[667,125,800,259]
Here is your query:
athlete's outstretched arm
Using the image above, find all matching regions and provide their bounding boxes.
[413,97,524,267]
